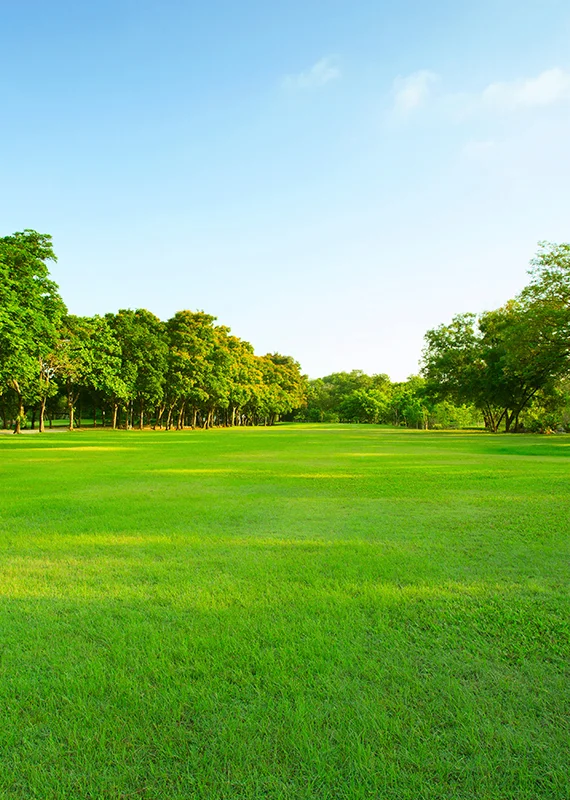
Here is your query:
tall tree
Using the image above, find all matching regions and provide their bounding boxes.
[0,231,66,432]
[107,309,168,428]
[55,315,126,429]
[165,311,217,429]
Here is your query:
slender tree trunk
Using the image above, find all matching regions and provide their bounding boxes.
[166,406,174,430]
[139,401,144,430]
[39,397,46,433]
[112,403,119,430]
[67,387,75,431]
[177,402,186,430]
[13,389,24,434]
[154,405,165,430]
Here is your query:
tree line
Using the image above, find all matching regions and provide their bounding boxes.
[0,231,306,433]
[2,230,569,433]
[300,243,570,433]
[298,371,481,429]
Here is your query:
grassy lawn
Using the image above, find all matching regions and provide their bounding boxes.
[0,425,568,799]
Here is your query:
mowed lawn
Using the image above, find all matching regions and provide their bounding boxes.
[0,426,569,800]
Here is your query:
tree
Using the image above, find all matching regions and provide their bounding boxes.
[518,242,570,384]
[55,315,126,429]
[0,231,66,433]
[107,309,168,428]
[255,354,306,425]
[422,242,570,432]
[225,336,262,426]
[165,311,218,429]
[421,314,503,430]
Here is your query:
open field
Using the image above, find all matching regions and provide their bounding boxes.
[0,425,569,799]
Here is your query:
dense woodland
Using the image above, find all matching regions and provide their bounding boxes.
[1,230,569,433]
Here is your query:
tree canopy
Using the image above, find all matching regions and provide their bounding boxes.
[422,242,570,432]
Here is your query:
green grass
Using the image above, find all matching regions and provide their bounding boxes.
[0,425,569,799]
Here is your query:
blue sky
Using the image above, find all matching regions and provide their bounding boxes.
[2,0,570,379]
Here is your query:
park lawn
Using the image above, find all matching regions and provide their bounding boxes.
[0,425,568,800]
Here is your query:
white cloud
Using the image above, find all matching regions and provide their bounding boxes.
[389,67,570,122]
[482,68,570,111]
[392,70,439,114]
[282,57,341,91]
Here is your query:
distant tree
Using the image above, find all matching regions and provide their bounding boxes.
[107,309,168,428]
[339,388,389,424]
[388,376,430,429]
[165,311,218,429]
[226,336,262,426]
[256,354,307,425]
[55,315,126,429]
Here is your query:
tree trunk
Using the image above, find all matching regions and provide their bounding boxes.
[177,402,186,430]
[13,392,24,434]
[139,402,144,430]
[68,390,74,431]
[39,397,46,433]
[154,405,165,430]
[112,403,119,430]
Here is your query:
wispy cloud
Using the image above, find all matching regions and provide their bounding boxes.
[282,57,341,91]
[390,66,570,121]
[482,68,570,111]
[392,70,439,114]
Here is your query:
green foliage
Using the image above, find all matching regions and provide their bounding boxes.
[3,230,570,435]
[107,309,168,425]
[422,242,570,432]
[0,230,66,430]
[55,315,127,428]
[302,372,478,429]
[0,230,306,431]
